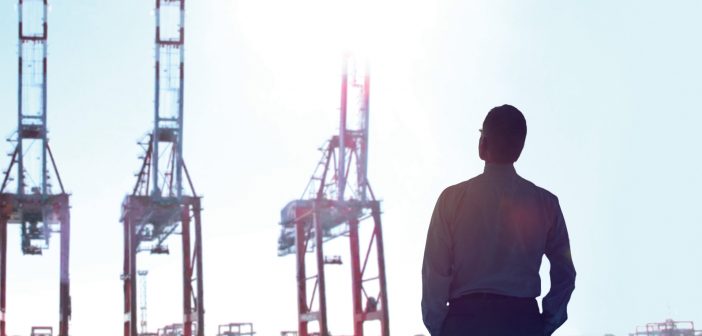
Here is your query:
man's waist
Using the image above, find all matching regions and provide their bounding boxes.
[449,292,537,305]
[447,292,540,316]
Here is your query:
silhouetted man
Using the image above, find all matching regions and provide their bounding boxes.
[421,105,576,336]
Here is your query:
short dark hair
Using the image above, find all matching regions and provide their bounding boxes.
[482,104,527,163]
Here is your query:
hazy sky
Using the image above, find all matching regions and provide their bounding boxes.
[1,1,701,336]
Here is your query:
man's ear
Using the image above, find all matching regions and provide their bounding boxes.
[479,136,487,161]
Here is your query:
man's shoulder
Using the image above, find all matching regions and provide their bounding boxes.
[439,173,561,205]
[435,175,484,205]
[442,175,481,195]
[518,175,560,204]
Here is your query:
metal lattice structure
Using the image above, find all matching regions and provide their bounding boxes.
[0,1,71,335]
[30,326,53,336]
[630,319,702,336]
[156,323,185,336]
[217,323,255,336]
[121,1,204,336]
[277,53,389,336]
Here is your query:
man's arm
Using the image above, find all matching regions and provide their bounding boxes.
[542,199,576,335]
[422,190,453,336]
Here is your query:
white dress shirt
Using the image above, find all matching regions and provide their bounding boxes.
[422,163,576,335]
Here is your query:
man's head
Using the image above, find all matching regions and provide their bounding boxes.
[479,104,527,164]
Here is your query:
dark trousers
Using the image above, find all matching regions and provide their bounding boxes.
[441,293,544,336]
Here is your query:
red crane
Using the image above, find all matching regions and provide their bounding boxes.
[120,1,204,336]
[1,1,71,335]
[277,53,390,336]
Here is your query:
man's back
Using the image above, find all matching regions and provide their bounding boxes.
[442,164,558,300]
[421,105,575,336]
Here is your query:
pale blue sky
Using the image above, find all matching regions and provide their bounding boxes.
[1,1,701,335]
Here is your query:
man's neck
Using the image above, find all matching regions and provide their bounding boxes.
[483,162,516,174]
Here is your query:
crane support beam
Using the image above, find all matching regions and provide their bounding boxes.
[0,194,71,336]
[0,210,6,336]
[121,196,204,336]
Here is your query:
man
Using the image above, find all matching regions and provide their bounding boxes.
[421,105,576,336]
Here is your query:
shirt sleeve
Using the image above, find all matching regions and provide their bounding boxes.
[422,190,454,336]
[542,199,576,335]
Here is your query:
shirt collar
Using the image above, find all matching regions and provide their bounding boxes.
[483,163,517,175]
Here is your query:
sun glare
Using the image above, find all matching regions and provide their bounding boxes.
[233,0,436,64]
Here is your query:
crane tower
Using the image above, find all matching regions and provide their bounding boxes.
[120,1,204,336]
[0,0,71,335]
[277,53,390,336]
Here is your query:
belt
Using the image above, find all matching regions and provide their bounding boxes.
[450,292,535,304]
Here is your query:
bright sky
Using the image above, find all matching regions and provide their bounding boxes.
[1,1,702,336]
